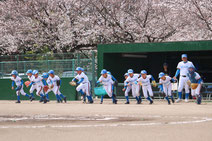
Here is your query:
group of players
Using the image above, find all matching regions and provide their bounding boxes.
[11,69,67,103]
[11,53,203,105]
[96,54,202,105]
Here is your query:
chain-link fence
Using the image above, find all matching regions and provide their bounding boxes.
[0,52,97,80]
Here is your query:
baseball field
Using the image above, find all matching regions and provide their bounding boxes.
[0,99,212,141]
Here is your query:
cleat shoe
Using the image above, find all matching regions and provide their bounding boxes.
[100,101,103,104]
[176,98,182,103]
[39,99,44,103]
[113,99,117,104]
[185,99,189,103]
[30,97,35,102]
[63,97,67,103]
[57,100,61,103]
[171,98,175,103]
[168,101,171,105]
[197,96,201,104]
[125,101,130,104]
[16,100,21,103]
[149,100,153,105]
[151,96,155,100]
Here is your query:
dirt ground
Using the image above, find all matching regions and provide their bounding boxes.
[0,99,212,141]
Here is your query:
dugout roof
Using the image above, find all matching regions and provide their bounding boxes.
[97,40,212,82]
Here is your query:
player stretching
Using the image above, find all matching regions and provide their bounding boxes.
[187,67,203,104]
[72,67,93,104]
[137,70,156,104]
[122,73,131,104]
[97,69,117,104]
[11,70,33,103]
[158,72,175,105]
[26,69,35,101]
[173,54,195,103]
[48,70,67,103]
[125,69,141,104]
[30,70,47,103]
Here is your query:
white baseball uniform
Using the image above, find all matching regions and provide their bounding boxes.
[32,76,44,96]
[159,76,172,96]
[98,75,114,97]
[48,75,62,95]
[45,78,53,94]
[177,61,194,93]
[28,75,36,93]
[124,80,132,96]
[125,74,140,98]
[11,76,26,96]
[187,72,202,96]
[137,75,153,98]
[75,72,91,96]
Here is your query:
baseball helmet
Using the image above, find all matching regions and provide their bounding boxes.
[48,70,54,74]
[11,70,18,76]
[158,72,165,78]
[107,71,111,75]
[188,66,195,74]
[101,69,107,74]
[141,70,147,74]
[76,67,82,71]
[32,70,39,75]
[26,69,33,74]
[181,54,187,58]
[42,72,49,78]
[127,69,133,74]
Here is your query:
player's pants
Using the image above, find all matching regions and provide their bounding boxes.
[16,87,27,96]
[35,86,44,96]
[163,84,172,97]
[76,82,91,96]
[52,86,62,95]
[191,84,201,96]
[103,84,113,97]
[142,85,153,98]
[131,84,140,98]
[124,86,132,96]
[178,76,190,93]
[29,84,36,93]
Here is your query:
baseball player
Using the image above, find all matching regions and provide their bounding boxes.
[48,70,67,103]
[26,69,35,101]
[107,71,118,98]
[173,54,195,103]
[187,67,203,104]
[11,70,33,103]
[30,70,47,103]
[122,73,131,104]
[97,69,117,104]
[42,72,62,103]
[137,70,156,104]
[72,67,93,104]
[124,69,141,104]
[158,72,175,104]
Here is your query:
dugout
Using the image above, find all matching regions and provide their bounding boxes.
[97,40,212,83]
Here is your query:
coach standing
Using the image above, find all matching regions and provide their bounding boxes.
[173,54,195,103]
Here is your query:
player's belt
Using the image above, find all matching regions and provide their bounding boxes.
[181,75,187,77]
